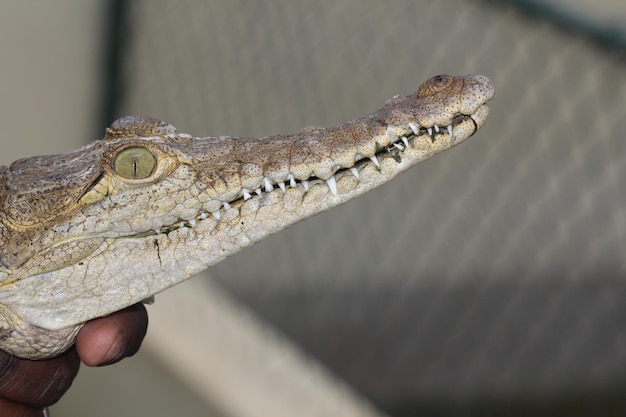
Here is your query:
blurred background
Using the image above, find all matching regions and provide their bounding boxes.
[1,1,625,416]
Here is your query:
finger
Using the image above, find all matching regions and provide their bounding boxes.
[75,303,148,367]
[0,347,79,408]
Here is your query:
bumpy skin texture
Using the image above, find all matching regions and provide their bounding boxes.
[0,75,494,358]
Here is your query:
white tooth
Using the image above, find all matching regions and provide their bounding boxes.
[223,202,231,211]
[242,188,252,200]
[199,212,208,220]
[302,180,309,191]
[393,143,404,151]
[278,181,286,191]
[471,113,479,123]
[179,221,185,228]
[401,136,409,147]
[350,167,360,179]
[288,174,297,188]
[211,210,221,220]
[409,122,420,135]
[255,188,262,195]
[447,125,453,136]
[153,228,160,234]
[264,177,274,192]
[188,219,196,228]
[427,127,433,136]
[434,124,440,133]
[326,176,338,195]
[369,155,380,167]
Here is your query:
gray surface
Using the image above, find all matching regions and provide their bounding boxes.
[53,350,220,417]
[118,0,626,413]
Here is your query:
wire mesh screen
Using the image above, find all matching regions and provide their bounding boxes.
[113,0,626,415]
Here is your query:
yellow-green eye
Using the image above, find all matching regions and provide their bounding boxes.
[113,147,157,179]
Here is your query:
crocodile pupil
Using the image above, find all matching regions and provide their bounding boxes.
[113,147,156,179]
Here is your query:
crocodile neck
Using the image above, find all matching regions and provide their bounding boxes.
[0,74,494,358]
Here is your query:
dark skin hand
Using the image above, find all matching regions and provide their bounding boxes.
[0,303,148,417]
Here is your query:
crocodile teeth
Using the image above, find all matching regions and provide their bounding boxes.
[195,118,451,212]
[471,113,479,123]
[326,176,338,195]
[188,219,197,228]
[288,174,297,188]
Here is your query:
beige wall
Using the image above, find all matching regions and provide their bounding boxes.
[0,1,102,165]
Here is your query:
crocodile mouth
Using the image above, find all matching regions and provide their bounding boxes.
[150,108,486,236]
[10,112,478,277]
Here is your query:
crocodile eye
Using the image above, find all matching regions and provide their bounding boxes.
[113,146,157,180]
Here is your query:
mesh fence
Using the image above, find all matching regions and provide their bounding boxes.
[115,0,626,415]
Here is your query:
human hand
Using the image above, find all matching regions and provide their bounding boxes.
[0,303,148,416]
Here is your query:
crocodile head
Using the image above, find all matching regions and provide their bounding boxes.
[0,74,494,358]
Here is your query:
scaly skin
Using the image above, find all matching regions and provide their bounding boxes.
[0,74,494,358]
